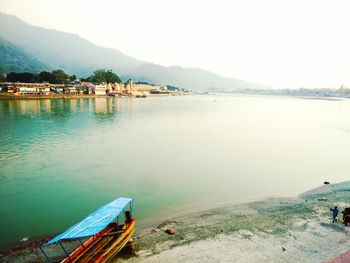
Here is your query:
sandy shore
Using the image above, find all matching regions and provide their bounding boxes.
[1,182,349,263]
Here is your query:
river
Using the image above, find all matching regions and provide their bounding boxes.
[0,95,349,247]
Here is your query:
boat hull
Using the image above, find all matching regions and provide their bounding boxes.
[61,220,135,263]
[97,220,135,263]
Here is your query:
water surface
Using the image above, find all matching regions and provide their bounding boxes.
[0,95,349,246]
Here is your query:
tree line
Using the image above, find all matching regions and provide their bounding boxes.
[80,69,122,84]
[3,69,122,84]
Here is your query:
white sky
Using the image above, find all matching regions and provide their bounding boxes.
[1,0,349,89]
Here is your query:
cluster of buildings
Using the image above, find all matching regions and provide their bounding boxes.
[0,79,179,96]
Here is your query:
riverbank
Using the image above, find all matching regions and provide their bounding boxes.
[0,94,106,99]
[0,93,181,100]
[1,182,349,263]
[120,181,350,263]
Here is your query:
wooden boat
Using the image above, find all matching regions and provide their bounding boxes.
[40,197,135,263]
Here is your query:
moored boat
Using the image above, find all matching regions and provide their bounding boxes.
[40,197,135,263]
[134,94,147,98]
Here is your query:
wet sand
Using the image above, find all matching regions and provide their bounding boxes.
[1,182,349,263]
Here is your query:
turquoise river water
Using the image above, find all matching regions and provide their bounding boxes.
[0,95,349,247]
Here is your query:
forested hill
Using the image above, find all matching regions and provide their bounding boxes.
[0,37,50,73]
[0,11,142,77]
[0,11,270,91]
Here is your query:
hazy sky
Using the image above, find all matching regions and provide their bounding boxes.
[1,0,349,88]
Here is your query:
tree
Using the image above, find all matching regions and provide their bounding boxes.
[6,72,37,82]
[91,69,122,84]
[105,70,122,83]
[91,69,106,84]
[69,75,77,82]
[4,69,71,83]
[51,69,69,84]
[39,71,56,83]
[0,73,6,82]
[80,76,92,82]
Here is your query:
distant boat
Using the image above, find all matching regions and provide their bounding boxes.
[150,89,170,94]
[135,94,147,98]
[108,91,132,97]
[107,92,117,96]
[40,197,135,263]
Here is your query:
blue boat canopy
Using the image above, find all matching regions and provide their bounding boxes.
[43,197,133,247]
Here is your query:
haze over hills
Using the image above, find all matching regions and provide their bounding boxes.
[0,11,270,91]
[129,64,267,92]
[0,12,141,77]
[0,36,51,73]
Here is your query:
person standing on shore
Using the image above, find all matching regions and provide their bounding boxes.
[342,208,350,226]
[330,206,339,223]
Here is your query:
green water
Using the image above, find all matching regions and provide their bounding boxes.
[0,95,349,247]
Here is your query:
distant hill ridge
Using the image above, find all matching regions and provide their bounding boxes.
[0,11,270,91]
[0,36,50,73]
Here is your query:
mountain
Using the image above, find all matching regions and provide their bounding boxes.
[0,12,142,77]
[128,63,269,91]
[0,11,270,91]
[0,37,50,73]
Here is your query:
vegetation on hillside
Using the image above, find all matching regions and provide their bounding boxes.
[4,69,122,85]
[80,69,122,84]
[135,81,156,86]
[0,37,50,74]
[0,12,141,77]
[1,12,270,91]
[6,70,72,84]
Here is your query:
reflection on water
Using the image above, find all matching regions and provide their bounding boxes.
[0,95,350,247]
[4,99,52,116]
[94,98,115,118]
[0,98,130,119]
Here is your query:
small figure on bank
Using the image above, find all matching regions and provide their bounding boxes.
[342,207,350,226]
[330,206,339,223]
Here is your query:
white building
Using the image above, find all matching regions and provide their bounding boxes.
[94,85,107,95]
